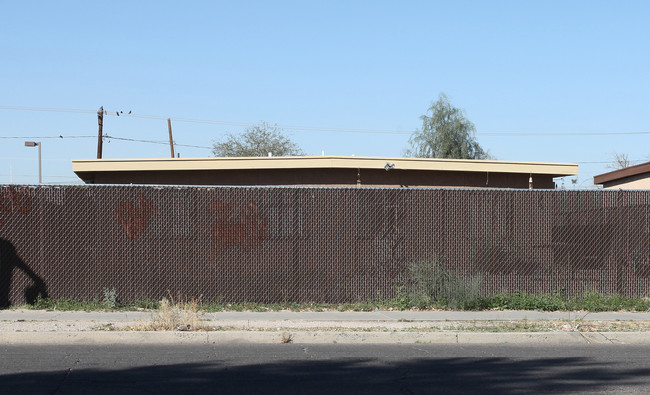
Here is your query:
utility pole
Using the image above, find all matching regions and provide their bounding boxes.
[97,106,104,159]
[167,118,175,158]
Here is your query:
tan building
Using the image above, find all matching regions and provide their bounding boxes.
[594,161,650,189]
[72,156,578,189]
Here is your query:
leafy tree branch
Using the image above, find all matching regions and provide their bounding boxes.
[212,122,304,157]
[406,93,490,160]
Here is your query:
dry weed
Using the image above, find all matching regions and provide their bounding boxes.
[135,294,208,331]
[280,332,293,343]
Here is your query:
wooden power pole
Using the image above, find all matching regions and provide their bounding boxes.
[167,118,175,158]
[97,106,104,159]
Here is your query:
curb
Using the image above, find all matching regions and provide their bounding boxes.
[2,331,649,345]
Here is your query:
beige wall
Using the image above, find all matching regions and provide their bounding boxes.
[603,173,650,189]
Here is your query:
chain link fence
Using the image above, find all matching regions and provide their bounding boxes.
[1,184,649,306]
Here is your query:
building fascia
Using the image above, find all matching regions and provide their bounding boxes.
[594,161,650,185]
[73,156,578,178]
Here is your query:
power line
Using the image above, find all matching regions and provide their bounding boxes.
[104,135,211,149]
[2,157,73,162]
[0,134,644,163]
[0,174,80,179]
[0,135,95,139]
[3,105,649,137]
[481,131,650,136]
[580,159,647,165]
[1,105,409,134]
[0,134,211,149]
[0,106,96,115]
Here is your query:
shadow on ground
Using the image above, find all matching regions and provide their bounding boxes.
[2,355,650,394]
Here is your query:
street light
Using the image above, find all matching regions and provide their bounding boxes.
[24,141,42,184]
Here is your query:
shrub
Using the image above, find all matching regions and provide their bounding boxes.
[406,257,483,309]
[103,288,118,309]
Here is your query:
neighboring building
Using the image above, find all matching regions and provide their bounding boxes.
[72,156,578,189]
[594,161,650,189]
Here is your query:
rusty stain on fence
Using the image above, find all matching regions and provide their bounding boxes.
[115,193,160,240]
[0,187,33,227]
[0,187,33,214]
[210,200,268,251]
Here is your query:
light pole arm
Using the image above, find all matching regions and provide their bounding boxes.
[24,141,42,184]
[38,142,42,184]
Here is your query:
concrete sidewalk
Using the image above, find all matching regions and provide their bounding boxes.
[2,309,650,345]
[3,309,650,322]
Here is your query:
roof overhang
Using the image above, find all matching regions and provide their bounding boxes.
[594,161,650,185]
[72,156,578,183]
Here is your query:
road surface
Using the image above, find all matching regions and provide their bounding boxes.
[2,344,650,394]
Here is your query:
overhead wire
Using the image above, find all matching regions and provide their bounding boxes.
[480,131,650,136]
[0,106,96,115]
[103,135,211,149]
[0,134,643,164]
[0,173,81,179]
[0,134,211,149]
[2,105,649,136]
[1,105,647,166]
[1,105,410,134]
[0,135,95,139]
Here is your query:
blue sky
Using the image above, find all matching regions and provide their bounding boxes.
[1,1,649,187]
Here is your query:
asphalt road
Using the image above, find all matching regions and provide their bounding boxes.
[2,344,650,394]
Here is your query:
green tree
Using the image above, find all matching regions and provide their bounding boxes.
[406,93,490,159]
[212,122,304,157]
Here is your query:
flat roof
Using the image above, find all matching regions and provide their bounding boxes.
[73,156,578,180]
[594,161,650,185]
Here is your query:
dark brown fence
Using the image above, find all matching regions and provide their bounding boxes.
[1,185,650,305]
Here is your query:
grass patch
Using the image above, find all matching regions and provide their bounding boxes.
[375,288,650,312]
[199,301,306,312]
[15,291,650,313]
[484,289,568,311]
[25,296,159,312]
[29,296,108,311]
[480,290,650,312]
